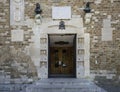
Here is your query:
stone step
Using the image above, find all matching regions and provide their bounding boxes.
[26,88,104,92]
[26,86,105,92]
[0,83,28,92]
[28,84,99,89]
[35,78,92,86]
[24,78,107,92]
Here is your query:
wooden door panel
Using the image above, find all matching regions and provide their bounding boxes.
[50,47,74,76]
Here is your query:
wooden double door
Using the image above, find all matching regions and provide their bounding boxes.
[49,47,76,78]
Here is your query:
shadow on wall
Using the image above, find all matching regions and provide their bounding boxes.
[94,76,120,92]
[0,46,38,82]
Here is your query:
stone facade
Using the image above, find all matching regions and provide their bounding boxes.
[0,0,120,83]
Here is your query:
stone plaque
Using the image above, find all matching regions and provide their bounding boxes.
[102,28,113,41]
[11,30,24,42]
[103,19,111,28]
[102,19,113,41]
[52,6,71,19]
[10,0,24,25]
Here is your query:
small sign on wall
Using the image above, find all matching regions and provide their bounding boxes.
[11,30,24,42]
[52,6,71,19]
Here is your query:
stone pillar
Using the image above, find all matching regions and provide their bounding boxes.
[30,25,41,78]
[76,34,85,78]
[39,33,48,78]
[84,33,90,77]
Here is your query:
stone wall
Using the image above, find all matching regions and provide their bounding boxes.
[0,46,37,83]
[87,0,120,79]
[25,0,84,18]
[0,0,10,47]
[0,0,120,81]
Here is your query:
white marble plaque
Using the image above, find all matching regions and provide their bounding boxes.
[52,6,71,19]
[11,30,24,42]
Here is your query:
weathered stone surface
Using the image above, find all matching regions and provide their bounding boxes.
[25,78,107,92]
[10,0,24,25]
[0,46,37,83]
[11,30,24,42]
[0,0,120,82]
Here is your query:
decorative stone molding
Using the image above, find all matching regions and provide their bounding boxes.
[10,0,24,25]
[31,17,90,78]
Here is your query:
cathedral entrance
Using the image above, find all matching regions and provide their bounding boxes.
[48,34,76,78]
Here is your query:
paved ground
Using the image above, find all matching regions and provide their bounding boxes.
[94,77,120,92]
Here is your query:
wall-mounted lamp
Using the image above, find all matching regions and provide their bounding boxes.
[34,3,42,24]
[59,20,65,30]
[35,3,42,15]
[84,2,91,13]
[83,2,92,24]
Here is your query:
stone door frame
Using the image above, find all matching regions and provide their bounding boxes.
[31,17,90,79]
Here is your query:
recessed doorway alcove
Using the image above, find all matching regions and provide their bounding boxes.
[30,17,90,79]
